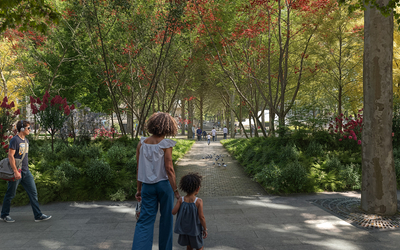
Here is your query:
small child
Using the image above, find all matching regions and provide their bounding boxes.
[207,133,211,145]
[172,173,207,250]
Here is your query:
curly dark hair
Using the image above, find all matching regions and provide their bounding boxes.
[179,172,202,195]
[146,112,178,136]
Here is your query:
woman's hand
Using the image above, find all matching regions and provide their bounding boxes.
[202,230,208,239]
[135,191,142,202]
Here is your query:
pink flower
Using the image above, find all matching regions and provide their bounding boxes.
[349,136,353,139]
[358,140,362,145]
[39,103,48,111]
[30,96,36,104]
[37,98,42,104]
[64,106,70,115]
[344,135,347,139]
[2,96,8,103]
[9,101,14,108]
[339,139,342,141]
[14,109,20,115]
[392,132,395,137]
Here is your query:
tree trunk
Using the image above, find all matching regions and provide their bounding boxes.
[181,99,186,135]
[361,0,397,215]
[231,91,235,138]
[199,97,204,131]
[188,100,194,138]
[269,109,275,136]
[338,85,343,131]
[249,112,252,137]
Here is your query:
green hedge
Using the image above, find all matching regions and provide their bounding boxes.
[221,129,365,194]
[0,136,194,205]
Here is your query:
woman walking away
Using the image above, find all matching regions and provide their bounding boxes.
[172,173,208,250]
[132,112,181,250]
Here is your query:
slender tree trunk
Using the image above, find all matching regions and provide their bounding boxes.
[269,109,275,136]
[231,91,235,138]
[181,99,186,135]
[338,86,343,131]
[361,0,397,215]
[249,112,252,137]
[188,100,194,138]
[199,98,204,131]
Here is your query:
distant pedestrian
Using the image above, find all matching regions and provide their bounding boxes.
[202,130,207,140]
[211,127,216,141]
[172,173,207,250]
[192,126,196,139]
[223,126,228,139]
[132,112,180,250]
[196,127,202,141]
[207,134,211,145]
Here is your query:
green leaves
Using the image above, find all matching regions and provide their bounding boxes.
[0,0,61,34]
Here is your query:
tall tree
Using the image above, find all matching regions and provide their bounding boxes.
[361,0,397,215]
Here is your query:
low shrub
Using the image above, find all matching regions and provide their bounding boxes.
[339,163,361,190]
[86,158,113,183]
[54,161,81,183]
[107,144,128,165]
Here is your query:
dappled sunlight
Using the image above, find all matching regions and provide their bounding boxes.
[305,239,363,250]
[263,202,297,210]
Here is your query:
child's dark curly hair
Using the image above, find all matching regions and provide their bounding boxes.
[146,112,178,136]
[179,173,202,195]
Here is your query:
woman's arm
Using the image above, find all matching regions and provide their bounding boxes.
[164,147,180,199]
[197,198,208,239]
[135,142,142,202]
[172,197,182,215]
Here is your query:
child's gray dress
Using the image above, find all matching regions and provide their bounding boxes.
[174,197,203,249]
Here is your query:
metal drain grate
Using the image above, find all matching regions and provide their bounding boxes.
[309,198,400,231]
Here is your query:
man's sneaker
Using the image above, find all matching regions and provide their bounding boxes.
[35,214,52,222]
[1,216,15,223]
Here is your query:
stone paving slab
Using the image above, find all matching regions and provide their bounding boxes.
[2,141,400,249]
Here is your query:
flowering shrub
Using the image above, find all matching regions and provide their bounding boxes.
[329,110,363,146]
[30,91,75,151]
[93,127,121,140]
[0,96,20,158]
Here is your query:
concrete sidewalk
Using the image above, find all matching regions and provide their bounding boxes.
[1,141,400,249]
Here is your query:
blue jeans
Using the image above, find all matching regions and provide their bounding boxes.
[132,180,174,250]
[207,139,210,145]
[224,133,227,139]
[1,170,42,219]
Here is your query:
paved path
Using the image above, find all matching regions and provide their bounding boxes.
[175,141,266,197]
[2,141,400,249]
